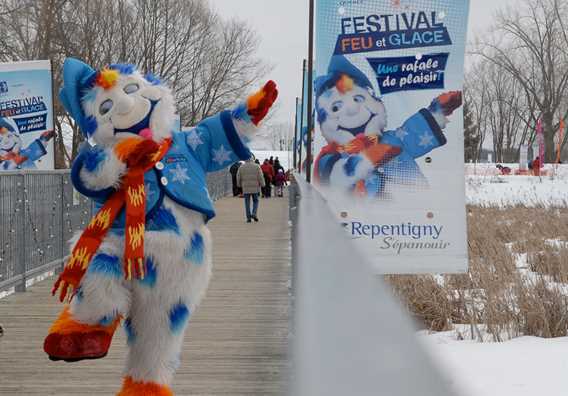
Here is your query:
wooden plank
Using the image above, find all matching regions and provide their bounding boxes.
[0,195,290,395]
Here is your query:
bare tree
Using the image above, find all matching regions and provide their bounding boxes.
[0,0,270,166]
[475,0,568,162]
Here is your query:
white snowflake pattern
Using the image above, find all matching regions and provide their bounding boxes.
[170,164,190,184]
[186,130,203,150]
[395,127,409,140]
[212,145,232,166]
[418,132,435,148]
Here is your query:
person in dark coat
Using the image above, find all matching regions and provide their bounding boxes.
[230,161,243,196]
[273,157,284,174]
[531,156,541,176]
[260,159,274,198]
[274,169,287,197]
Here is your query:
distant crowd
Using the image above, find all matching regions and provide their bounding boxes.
[231,156,290,223]
[230,156,289,199]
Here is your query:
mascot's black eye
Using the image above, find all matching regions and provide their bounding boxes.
[354,95,365,103]
[99,99,113,115]
[331,101,343,113]
[123,83,139,94]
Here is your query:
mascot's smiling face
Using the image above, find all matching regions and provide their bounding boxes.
[81,65,176,146]
[317,74,387,146]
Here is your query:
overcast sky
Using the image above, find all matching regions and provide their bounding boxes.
[209,0,515,124]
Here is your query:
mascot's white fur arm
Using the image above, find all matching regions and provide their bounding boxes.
[44,59,278,396]
[79,147,126,191]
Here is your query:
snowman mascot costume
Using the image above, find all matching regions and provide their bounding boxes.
[314,55,462,198]
[43,58,278,396]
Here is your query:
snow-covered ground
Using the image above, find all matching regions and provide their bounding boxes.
[419,330,568,396]
[428,164,568,395]
[466,164,568,207]
[465,163,568,177]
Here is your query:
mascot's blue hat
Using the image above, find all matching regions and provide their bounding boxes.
[0,117,15,132]
[59,58,98,136]
[314,55,374,98]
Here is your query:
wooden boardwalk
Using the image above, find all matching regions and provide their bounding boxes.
[0,196,291,395]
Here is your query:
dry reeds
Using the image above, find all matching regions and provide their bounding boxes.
[387,206,568,341]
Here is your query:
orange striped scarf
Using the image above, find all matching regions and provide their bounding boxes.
[53,139,171,302]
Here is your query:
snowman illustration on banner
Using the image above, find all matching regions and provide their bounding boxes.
[314,55,462,199]
[0,117,54,170]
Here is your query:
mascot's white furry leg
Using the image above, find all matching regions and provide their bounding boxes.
[118,201,212,395]
[44,234,129,362]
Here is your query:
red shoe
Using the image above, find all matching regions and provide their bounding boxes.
[117,376,173,396]
[44,306,119,362]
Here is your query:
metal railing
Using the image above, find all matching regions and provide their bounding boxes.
[0,169,232,294]
[288,176,458,396]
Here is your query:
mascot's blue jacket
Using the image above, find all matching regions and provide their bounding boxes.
[71,111,250,227]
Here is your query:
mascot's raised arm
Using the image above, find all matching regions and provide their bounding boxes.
[314,55,461,198]
[43,58,277,396]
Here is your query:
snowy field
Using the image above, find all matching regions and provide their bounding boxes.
[466,163,568,207]
[419,330,568,396]
[423,163,568,396]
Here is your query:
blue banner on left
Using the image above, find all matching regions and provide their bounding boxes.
[0,60,54,170]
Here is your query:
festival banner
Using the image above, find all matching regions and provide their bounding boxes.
[299,62,316,170]
[537,118,544,168]
[295,98,303,167]
[313,0,470,273]
[557,119,564,164]
[174,114,182,131]
[0,60,54,171]
[519,144,528,171]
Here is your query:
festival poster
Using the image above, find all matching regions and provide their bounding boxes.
[519,144,528,171]
[313,0,470,273]
[537,118,545,168]
[299,64,313,169]
[0,60,54,171]
[295,98,303,166]
[174,114,182,131]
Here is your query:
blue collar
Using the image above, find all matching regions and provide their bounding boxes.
[114,100,159,135]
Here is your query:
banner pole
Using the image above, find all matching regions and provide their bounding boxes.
[49,59,56,168]
[305,0,315,183]
[294,97,299,170]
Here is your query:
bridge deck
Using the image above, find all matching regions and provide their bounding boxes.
[0,195,290,395]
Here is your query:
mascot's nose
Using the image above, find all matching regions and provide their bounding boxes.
[115,95,135,115]
[345,101,361,116]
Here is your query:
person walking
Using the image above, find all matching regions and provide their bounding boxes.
[229,161,243,197]
[237,157,265,222]
[273,157,284,174]
[261,159,274,198]
[531,156,541,176]
[274,168,287,197]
